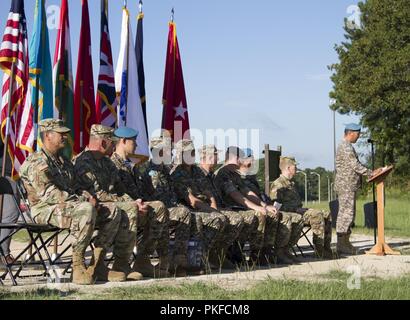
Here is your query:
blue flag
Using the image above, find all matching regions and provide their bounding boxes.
[27,0,53,148]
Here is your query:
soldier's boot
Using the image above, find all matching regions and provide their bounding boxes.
[275,248,295,265]
[170,254,188,277]
[132,254,156,277]
[72,250,93,285]
[337,233,357,255]
[133,254,170,278]
[313,235,326,259]
[258,247,275,266]
[283,246,300,262]
[86,247,107,282]
[112,258,143,281]
[323,237,334,259]
[86,247,125,282]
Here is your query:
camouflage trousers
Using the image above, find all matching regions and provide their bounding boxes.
[32,201,96,254]
[275,212,304,249]
[336,191,356,234]
[236,210,265,252]
[216,210,245,251]
[137,201,169,257]
[163,205,192,257]
[302,208,332,247]
[95,201,138,261]
[192,211,226,253]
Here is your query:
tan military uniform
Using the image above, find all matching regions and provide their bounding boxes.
[335,139,372,234]
[270,174,332,252]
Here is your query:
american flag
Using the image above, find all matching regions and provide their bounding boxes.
[96,0,117,128]
[0,0,30,179]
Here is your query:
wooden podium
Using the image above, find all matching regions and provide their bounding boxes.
[365,165,401,256]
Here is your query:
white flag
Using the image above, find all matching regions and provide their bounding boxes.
[115,7,149,159]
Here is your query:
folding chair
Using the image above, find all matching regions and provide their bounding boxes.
[293,226,315,257]
[0,177,66,285]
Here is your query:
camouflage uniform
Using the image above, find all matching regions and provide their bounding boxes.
[214,164,271,252]
[20,149,96,254]
[335,139,372,234]
[195,164,245,251]
[270,174,331,250]
[171,164,227,253]
[73,148,140,261]
[111,152,178,258]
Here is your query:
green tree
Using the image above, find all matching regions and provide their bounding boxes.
[329,0,410,182]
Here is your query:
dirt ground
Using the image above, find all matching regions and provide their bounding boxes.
[2,231,410,293]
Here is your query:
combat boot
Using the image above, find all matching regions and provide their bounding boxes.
[112,258,143,281]
[87,247,108,282]
[283,246,300,263]
[259,247,275,266]
[133,254,169,278]
[72,250,93,285]
[275,248,294,265]
[337,234,358,255]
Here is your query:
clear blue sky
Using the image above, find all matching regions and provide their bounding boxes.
[0,0,365,170]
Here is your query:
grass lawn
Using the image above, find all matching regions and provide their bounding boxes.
[1,273,410,300]
[308,192,410,238]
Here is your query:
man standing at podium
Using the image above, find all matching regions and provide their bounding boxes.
[335,123,373,255]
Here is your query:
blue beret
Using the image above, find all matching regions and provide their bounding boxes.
[344,123,362,131]
[114,127,139,139]
[242,148,253,158]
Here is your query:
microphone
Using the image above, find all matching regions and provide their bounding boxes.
[367,139,376,144]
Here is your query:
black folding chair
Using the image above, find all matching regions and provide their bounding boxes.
[293,226,315,257]
[0,177,67,285]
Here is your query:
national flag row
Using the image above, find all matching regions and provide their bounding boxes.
[0,0,190,178]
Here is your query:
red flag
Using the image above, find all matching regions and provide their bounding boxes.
[0,0,30,179]
[74,0,96,154]
[96,0,116,128]
[161,21,190,142]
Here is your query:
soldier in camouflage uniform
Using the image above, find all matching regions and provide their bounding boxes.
[111,127,186,277]
[239,148,272,203]
[73,125,148,281]
[144,136,204,275]
[238,149,304,262]
[170,140,228,269]
[270,156,333,259]
[197,145,245,269]
[335,124,374,255]
[20,119,97,285]
[214,147,298,265]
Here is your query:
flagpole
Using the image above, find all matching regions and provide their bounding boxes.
[125,13,130,126]
[80,80,84,149]
[33,75,40,151]
[139,0,143,13]
[0,61,16,222]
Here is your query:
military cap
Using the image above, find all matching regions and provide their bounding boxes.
[114,127,138,139]
[90,124,117,140]
[280,156,298,167]
[150,136,172,150]
[175,139,195,153]
[199,144,220,155]
[242,148,254,158]
[38,118,70,133]
[344,123,362,131]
